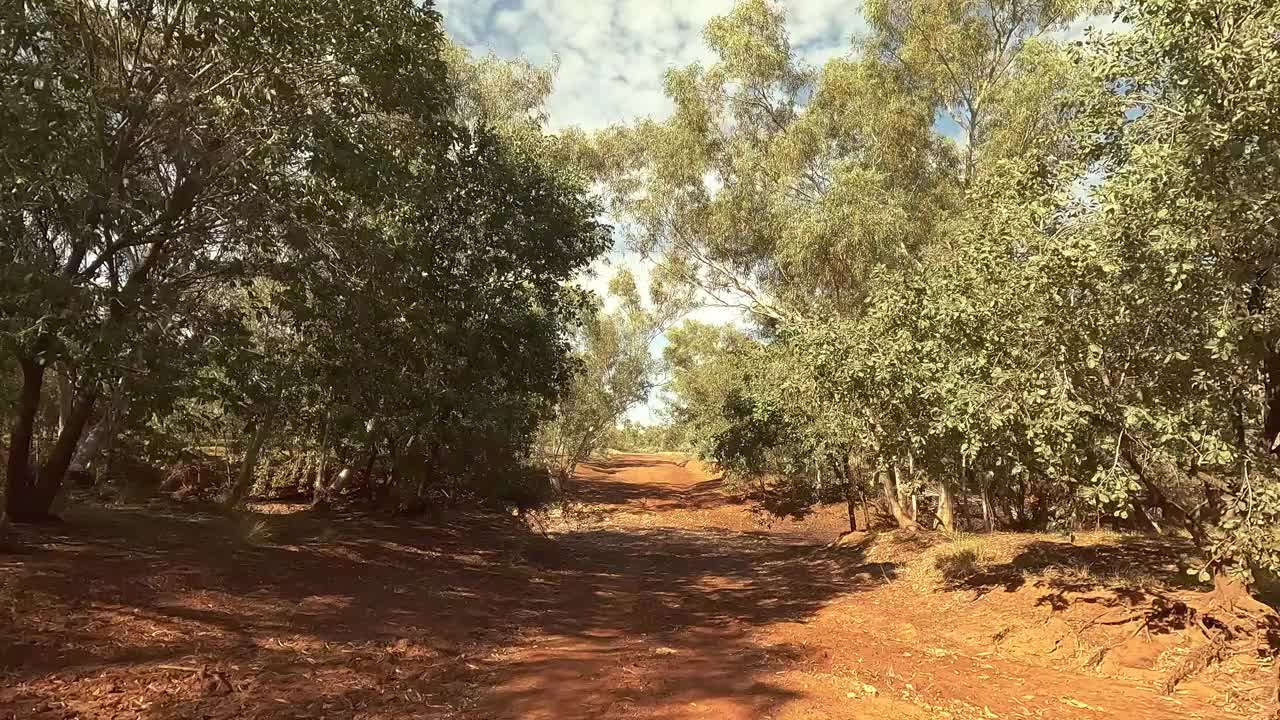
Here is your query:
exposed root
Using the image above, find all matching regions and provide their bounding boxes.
[1083,616,1152,670]
[1162,630,1229,695]
[1159,575,1280,697]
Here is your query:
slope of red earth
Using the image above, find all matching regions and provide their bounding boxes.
[0,453,1272,720]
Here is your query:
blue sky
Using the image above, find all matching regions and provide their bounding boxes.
[435,1,873,424]
[434,2,1117,424]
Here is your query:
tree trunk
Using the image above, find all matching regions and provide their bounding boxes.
[311,415,333,509]
[881,464,917,530]
[937,479,956,533]
[5,357,46,520]
[1263,349,1280,453]
[7,363,98,521]
[55,368,74,437]
[226,417,272,507]
[840,454,860,532]
[860,488,871,532]
[1016,477,1029,527]
[362,444,379,502]
[845,487,859,532]
[1135,497,1163,535]
[330,465,355,495]
[378,440,399,507]
[69,379,128,479]
[1120,441,1207,547]
[27,385,98,516]
[359,417,379,501]
[979,473,995,533]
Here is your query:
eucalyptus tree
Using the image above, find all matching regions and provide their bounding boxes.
[538,269,688,488]
[662,321,762,454]
[594,0,1092,527]
[863,0,1104,183]
[589,0,949,323]
[842,0,1280,583]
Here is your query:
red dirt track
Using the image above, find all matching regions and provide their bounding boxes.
[0,454,1246,719]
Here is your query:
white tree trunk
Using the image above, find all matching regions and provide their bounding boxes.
[980,473,995,533]
[55,369,75,437]
[881,464,918,530]
[226,417,272,506]
[69,380,128,476]
[937,480,956,532]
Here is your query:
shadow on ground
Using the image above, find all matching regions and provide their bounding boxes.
[0,456,881,720]
[950,536,1199,595]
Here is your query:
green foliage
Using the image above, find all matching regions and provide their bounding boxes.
[0,0,608,517]
[597,0,1280,582]
[537,269,689,485]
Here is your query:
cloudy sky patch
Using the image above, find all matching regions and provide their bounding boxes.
[434,1,868,422]
[436,0,867,131]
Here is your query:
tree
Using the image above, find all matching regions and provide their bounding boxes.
[596,0,1092,532]
[0,0,389,518]
[588,0,949,322]
[538,269,688,488]
[1,0,610,519]
[1053,0,1280,587]
[863,0,1103,182]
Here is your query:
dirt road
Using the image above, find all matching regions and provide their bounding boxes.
[0,454,1242,719]
[472,454,1235,720]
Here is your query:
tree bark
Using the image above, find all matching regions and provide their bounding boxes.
[5,357,46,519]
[881,464,918,530]
[841,453,861,532]
[311,414,333,509]
[69,379,128,479]
[1262,349,1280,453]
[937,479,956,533]
[1120,442,1206,547]
[362,445,379,501]
[226,417,272,507]
[359,417,379,500]
[956,480,970,530]
[330,465,355,495]
[29,385,98,514]
[860,488,871,532]
[55,368,74,438]
[979,472,995,533]
[845,485,859,532]
[1135,497,1164,535]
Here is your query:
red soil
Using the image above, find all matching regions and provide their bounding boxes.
[0,454,1255,719]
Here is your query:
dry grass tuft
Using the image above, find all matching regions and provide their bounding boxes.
[235,515,275,546]
[903,533,1025,592]
[859,529,1169,594]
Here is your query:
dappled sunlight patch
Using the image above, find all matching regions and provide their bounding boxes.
[825,529,1279,714]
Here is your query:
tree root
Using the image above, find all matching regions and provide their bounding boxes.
[1161,628,1229,695]
[1159,575,1280,698]
[1083,616,1152,670]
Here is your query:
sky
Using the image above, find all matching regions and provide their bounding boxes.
[435,1,867,132]
[434,1,1118,424]
[435,0,873,424]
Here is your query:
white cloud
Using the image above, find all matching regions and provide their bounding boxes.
[435,0,866,424]
[436,0,867,131]
[1053,11,1130,43]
